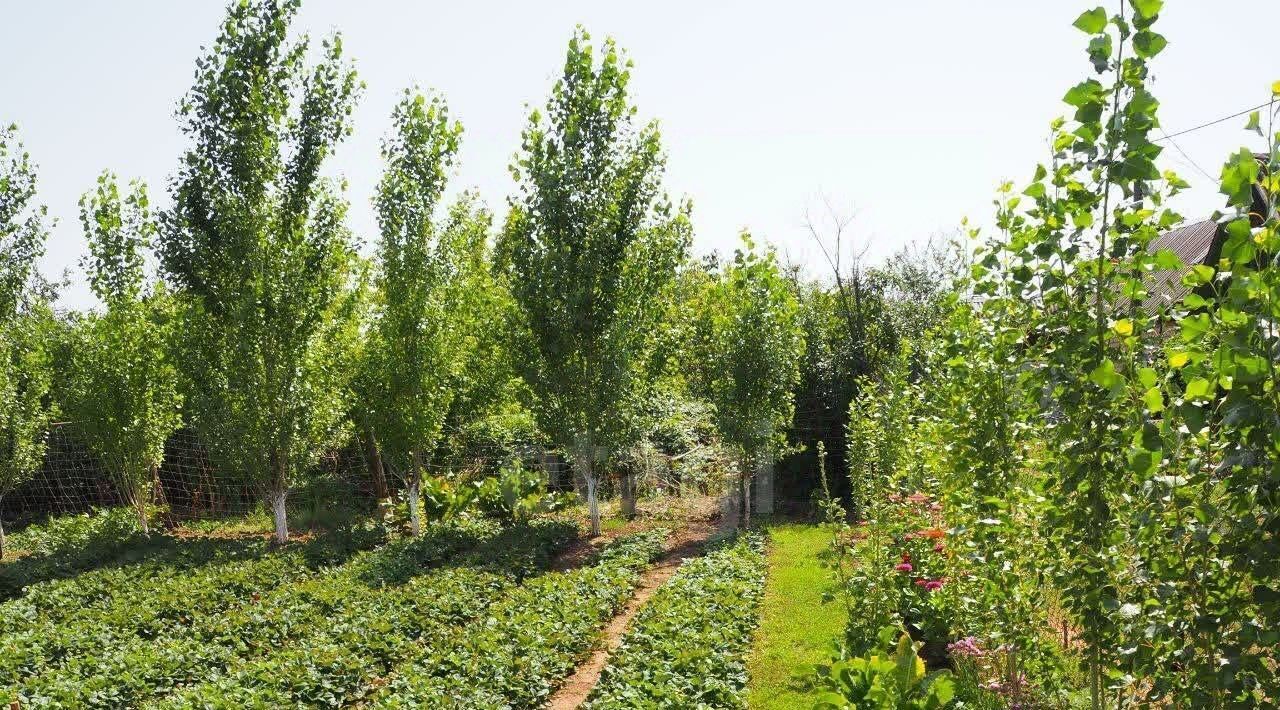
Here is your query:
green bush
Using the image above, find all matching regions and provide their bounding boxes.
[812,625,955,709]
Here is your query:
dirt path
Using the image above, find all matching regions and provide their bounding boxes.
[545,519,723,709]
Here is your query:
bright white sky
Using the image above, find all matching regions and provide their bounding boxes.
[3,1,1277,310]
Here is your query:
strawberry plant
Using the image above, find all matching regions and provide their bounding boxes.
[586,533,766,709]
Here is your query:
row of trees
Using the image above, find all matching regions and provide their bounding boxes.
[0,0,811,548]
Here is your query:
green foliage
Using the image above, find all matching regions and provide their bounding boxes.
[821,3,1280,706]
[472,460,574,523]
[5,518,576,707]
[587,533,766,709]
[697,235,804,521]
[502,27,690,533]
[0,124,55,559]
[159,0,364,543]
[368,88,489,534]
[62,174,181,534]
[813,626,955,710]
[366,529,666,708]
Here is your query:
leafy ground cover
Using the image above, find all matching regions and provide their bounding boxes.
[746,524,845,710]
[586,532,766,709]
[4,517,575,708]
[365,529,668,708]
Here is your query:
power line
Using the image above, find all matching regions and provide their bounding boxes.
[1154,100,1275,142]
[1159,128,1215,181]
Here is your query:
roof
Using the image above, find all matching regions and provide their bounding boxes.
[1142,218,1220,313]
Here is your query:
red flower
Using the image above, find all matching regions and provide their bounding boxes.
[895,562,913,573]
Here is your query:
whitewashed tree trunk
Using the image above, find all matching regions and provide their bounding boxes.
[408,449,424,536]
[754,458,774,518]
[585,472,600,536]
[620,469,636,519]
[571,436,602,536]
[270,487,288,545]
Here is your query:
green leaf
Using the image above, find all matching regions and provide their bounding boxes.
[1181,264,1215,287]
[1220,148,1260,207]
[1179,313,1211,342]
[1184,377,1214,402]
[1132,30,1167,58]
[1133,0,1163,17]
[1245,111,1263,137]
[1073,7,1108,34]
[1142,386,1165,413]
[1089,359,1122,391]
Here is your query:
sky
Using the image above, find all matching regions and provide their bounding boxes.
[2,1,1277,310]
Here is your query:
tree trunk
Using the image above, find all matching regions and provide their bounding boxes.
[364,426,389,501]
[739,455,752,529]
[586,473,601,536]
[135,499,150,536]
[0,511,6,560]
[407,449,423,537]
[571,436,602,536]
[620,469,636,519]
[270,487,288,545]
[270,451,289,545]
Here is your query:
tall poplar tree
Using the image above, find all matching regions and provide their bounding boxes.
[160,0,363,544]
[698,234,804,527]
[503,29,689,535]
[370,90,487,535]
[64,174,182,535]
[0,125,54,558]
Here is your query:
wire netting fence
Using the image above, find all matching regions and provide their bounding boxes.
[0,422,727,528]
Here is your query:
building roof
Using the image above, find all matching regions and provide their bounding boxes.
[1143,218,1220,313]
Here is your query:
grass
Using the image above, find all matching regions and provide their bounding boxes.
[747,522,845,710]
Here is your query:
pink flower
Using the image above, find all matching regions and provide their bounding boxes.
[947,636,984,658]
[914,578,927,587]
[924,580,944,591]
[895,562,913,573]
[933,542,945,553]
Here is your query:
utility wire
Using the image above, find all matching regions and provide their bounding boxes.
[1154,100,1275,142]
[1159,128,1215,181]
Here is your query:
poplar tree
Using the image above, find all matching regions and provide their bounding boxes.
[370,90,487,535]
[698,234,804,527]
[64,174,181,534]
[503,29,689,535]
[0,125,54,559]
[160,0,363,544]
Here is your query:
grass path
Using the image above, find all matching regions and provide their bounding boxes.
[746,523,844,710]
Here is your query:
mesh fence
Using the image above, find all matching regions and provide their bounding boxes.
[0,423,718,526]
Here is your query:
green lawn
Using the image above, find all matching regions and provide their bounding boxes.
[747,523,845,709]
